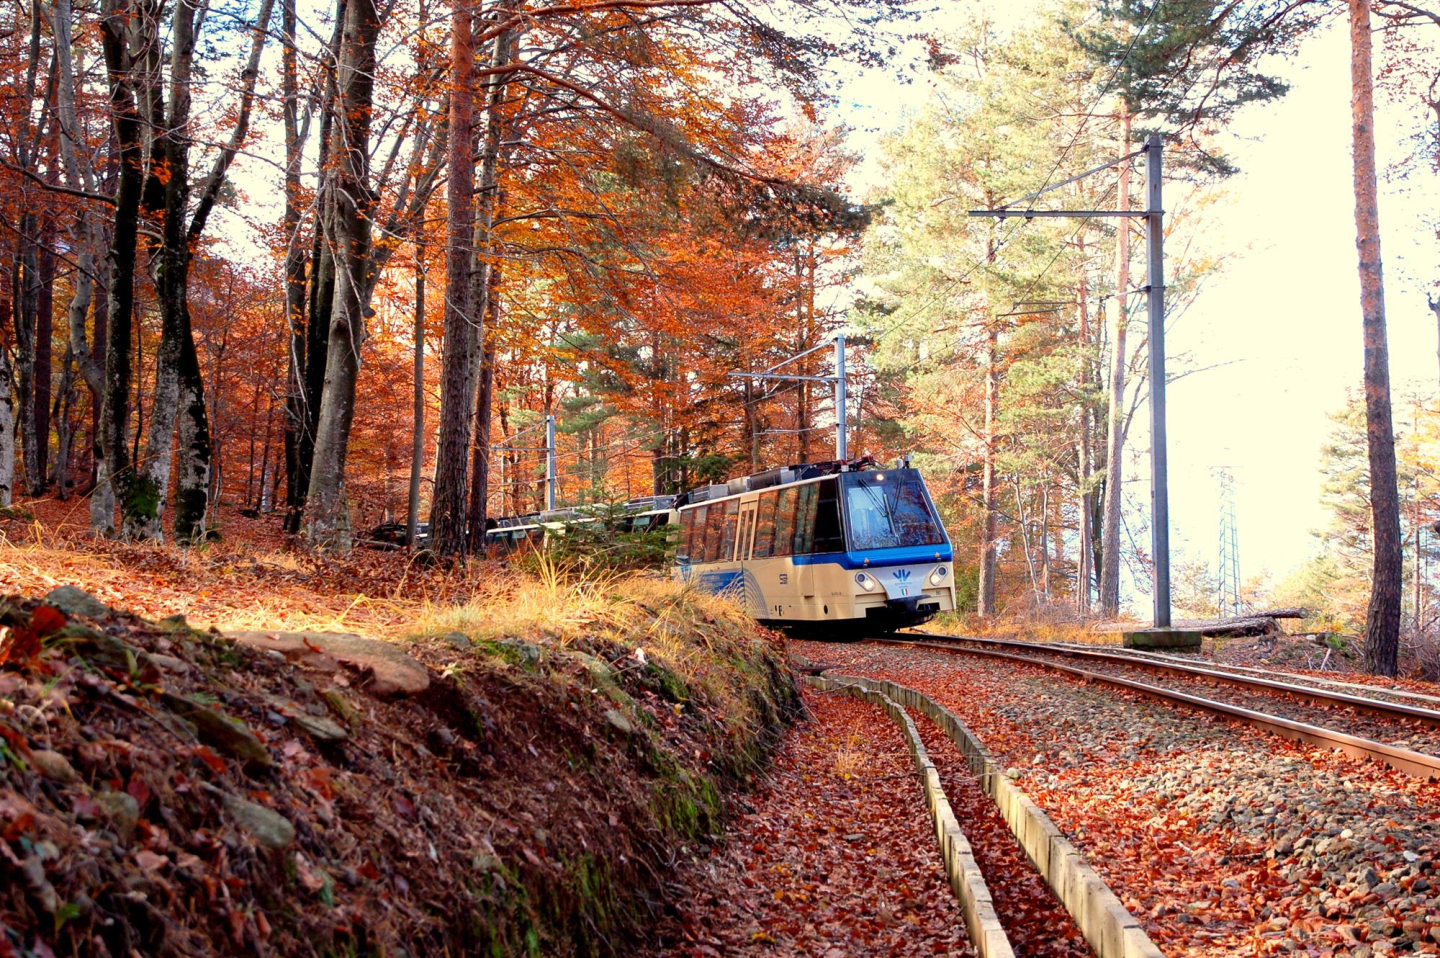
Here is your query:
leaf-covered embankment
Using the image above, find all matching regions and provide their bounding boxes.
[0,576,798,957]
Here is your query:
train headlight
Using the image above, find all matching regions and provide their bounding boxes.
[929,566,949,586]
[855,572,877,592]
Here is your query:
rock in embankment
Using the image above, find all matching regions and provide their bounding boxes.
[227,629,431,696]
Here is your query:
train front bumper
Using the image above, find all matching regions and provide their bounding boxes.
[857,587,952,625]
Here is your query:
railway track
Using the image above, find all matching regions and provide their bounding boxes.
[871,633,1440,780]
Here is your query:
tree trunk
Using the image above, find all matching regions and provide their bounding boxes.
[94,0,148,535]
[977,325,999,616]
[1350,0,1402,677]
[126,0,201,541]
[466,268,501,551]
[288,7,342,534]
[281,0,310,533]
[15,223,39,497]
[52,347,76,500]
[429,0,479,556]
[407,247,425,545]
[0,346,14,506]
[303,0,379,548]
[34,236,53,491]
[1429,292,1440,390]
[1100,110,1133,617]
[1076,261,1093,614]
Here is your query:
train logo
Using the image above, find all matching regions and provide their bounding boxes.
[893,568,912,596]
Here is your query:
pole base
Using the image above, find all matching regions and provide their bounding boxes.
[1123,627,1202,651]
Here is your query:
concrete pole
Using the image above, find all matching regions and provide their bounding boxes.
[834,334,848,460]
[545,414,557,510]
[1145,134,1171,628]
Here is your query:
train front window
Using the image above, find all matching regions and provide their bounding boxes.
[843,471,946,550]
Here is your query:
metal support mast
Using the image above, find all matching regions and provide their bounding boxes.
[1215,466,1241,618]
[834,334,848,459]
[971,135,1171,628]
[730,335,849,461]
[1144,135,1170,626]
[545,415,557,510]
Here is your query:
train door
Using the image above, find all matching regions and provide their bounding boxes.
[736,501,760,615]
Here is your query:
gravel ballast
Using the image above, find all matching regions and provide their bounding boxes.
[795,639,1440,958]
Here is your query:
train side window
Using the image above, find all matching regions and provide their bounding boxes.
[753,492,777,558]
[677,509,696,562]
[718,499,740,560]
[813,479,844,553]
[686,506,708,562]
[703,503,727,563]
[792,483,817,553]
[773,487,797,557]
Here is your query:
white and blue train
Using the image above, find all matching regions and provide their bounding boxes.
[672,457,956,635]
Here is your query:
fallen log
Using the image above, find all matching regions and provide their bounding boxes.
[1248,607,1307,620]
[1197,616,1282,638]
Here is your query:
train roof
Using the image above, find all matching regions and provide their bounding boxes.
[676,455,913,507]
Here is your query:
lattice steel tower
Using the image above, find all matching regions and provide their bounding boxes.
[1215,467,1242,618]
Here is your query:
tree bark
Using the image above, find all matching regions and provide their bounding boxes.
[93,0,149,535]
[281,0,309,534]
[52,347,76,499]
[127,0,201,541]
[34,235,53,491]
[0,345,14,506]
[977,325,999,616]
[16,223,39,497]
[288,6,343,534]
[303,0,380,548]
[1100,110,1133,618]
[466,266,502,551]
[429,0,480,556]
[1428,292,1440,390]
[1350,0,1402,677]
[407,247,425,545]
[1076,256,1093,614]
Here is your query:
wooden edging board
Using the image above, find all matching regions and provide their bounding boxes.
[809,673,1166,958]
[805,675,1016,958]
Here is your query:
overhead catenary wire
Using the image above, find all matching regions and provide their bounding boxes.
[868,2,1161,349]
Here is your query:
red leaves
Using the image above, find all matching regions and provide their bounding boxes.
[637,691,974,958]
[0,605,66,668]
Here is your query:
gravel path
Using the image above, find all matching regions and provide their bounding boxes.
[796,640,1440,958]
[638,689,974,957]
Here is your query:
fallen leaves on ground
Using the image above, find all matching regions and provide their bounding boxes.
[796,640,1440,958]
[638,689,974,958]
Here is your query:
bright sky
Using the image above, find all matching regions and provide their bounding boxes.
[832,4,1440,599]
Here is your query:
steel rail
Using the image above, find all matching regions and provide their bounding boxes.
[871,638,1440,781]
[1112,645,1440,707]
[907,633,1440,728]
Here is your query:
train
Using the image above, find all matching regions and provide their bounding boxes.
[671,457,955,634]
[482,456,956,635]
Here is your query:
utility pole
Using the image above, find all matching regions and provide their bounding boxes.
[834,334,847,459]
[971,136,1171,628]
[1144,135,1170,626]
[730,335,850,462]
[545,414,557,510]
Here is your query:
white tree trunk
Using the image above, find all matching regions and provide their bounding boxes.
[1100,110,1133,617]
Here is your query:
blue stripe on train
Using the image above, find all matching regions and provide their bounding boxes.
[788,544,952,569]
[677,544,952,574]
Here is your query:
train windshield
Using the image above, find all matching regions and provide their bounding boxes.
[842,470,946,550]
